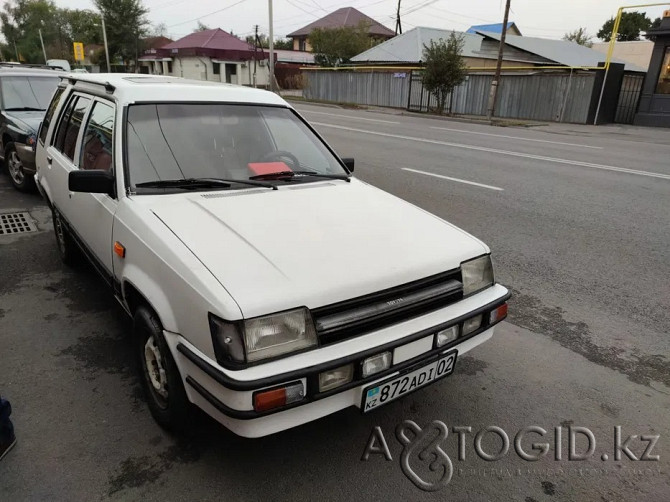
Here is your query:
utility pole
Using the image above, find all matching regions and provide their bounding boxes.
[39,28,48,63]
[268,0,275,92]
[101,14,111,73]
[253,25,259,88]
[486,0,511,120]
[395,0,402,35]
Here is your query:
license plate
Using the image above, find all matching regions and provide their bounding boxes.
[361,350,457,413]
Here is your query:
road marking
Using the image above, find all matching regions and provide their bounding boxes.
[430,126,603,149]
[312,122,670,181]
[403,168,504,191]
[298,109,400,124]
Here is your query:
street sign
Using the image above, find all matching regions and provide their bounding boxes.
[73,42,84,61]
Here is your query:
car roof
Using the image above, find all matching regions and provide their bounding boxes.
[65,73,290,107]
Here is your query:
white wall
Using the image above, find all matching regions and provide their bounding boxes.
[592,41,653,71]
[168,56,270,87]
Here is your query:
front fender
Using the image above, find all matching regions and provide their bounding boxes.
[121,264,179,332]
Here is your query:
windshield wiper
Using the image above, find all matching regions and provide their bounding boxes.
[250,170,351,182]
[5,107,45,111]
[135,177,277,190]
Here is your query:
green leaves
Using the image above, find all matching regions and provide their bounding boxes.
[597,11,653,42]
[421,32,467,115]
[310,21,377,67]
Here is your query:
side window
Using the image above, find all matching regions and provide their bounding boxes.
[39,87,66,144]
[79,101,114,172]
[54,95,91,163]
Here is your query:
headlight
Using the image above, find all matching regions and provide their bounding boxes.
[461,255,494,296]
[210,308,318,365]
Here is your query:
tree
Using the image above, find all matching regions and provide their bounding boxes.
[597,11,652,41]
[195,21,210,32]
[310,21,377,67]
[422,32,467,115]
[150,22,168,37]
[274,38,293,50]
[94,0,149,68]
[563,27,593,47]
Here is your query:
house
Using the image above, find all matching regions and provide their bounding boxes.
[466,22,522,36]
[351,26,645,71]
[592,41,654,72]
[139,29,269,86]
[287,7,395,52]
[351,27,545,68]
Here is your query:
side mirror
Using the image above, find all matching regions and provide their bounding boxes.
[341,157,354,173]
[69,170,115,196]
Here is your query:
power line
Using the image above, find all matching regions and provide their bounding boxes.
[166,0,249,28]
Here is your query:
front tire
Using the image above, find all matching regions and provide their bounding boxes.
[52,208,81,266]
[135,306,190,432]
[6,143,35,192]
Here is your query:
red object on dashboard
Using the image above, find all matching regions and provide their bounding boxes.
[248,161,291,176]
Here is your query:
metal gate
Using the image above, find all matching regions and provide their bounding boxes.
[407,71,439,112]
[614,74,644,124]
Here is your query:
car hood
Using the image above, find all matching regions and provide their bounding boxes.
[3,111,43,134]
[146,180,488,318]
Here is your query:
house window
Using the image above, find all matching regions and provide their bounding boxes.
[299,39,306,52]
[656,47,670,94]
[213,62,220,75]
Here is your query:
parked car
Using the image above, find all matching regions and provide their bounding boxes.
[36,74,510,437]
[0,65,61,191]
[47,59,71,71]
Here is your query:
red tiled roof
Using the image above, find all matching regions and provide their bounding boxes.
[287,7,395,38]
[163,29,255,51]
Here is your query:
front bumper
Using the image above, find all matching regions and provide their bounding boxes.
[15,143,36,174]
[166,284,510,437]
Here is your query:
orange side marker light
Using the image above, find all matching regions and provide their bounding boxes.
[114,241,126,258]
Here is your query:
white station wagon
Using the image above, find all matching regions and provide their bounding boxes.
[35,74,510,437]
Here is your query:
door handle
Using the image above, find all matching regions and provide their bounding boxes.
[46,155,53,167]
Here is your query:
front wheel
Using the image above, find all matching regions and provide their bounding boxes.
[52,208,81,266]
[135,306,190,432]
[6,143,35,192]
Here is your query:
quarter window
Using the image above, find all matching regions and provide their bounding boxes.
[39,87,66,144]
[54,95,91,162]
[79,101,114,171]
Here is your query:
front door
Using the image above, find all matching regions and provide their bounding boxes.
[48,93,118,283]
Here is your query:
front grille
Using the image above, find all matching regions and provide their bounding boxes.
[312,269,462,346]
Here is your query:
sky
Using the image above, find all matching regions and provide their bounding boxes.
[52,0,669,42]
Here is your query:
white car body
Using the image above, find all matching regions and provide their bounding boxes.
[36,74,510,437]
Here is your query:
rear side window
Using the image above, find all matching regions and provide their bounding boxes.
[39,87,66,144]
[54,95,91,162]
[80,101,114,171]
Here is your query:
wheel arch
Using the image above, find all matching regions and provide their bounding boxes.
[121,268,178,333]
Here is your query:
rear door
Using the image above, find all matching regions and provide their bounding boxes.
[48,93,118,283]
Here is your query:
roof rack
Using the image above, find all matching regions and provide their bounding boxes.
[68,76,116,94]
[0,62,64,70]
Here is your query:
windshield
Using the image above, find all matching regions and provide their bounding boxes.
[126,103,347,190]
[1,76,59,110]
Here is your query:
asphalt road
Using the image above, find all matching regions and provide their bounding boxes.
[1,105,668,501]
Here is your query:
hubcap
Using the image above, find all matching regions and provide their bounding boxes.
[144,336,169,401]
[7,151,24,184]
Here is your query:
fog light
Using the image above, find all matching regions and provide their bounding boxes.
[362,352,392,378]
[436,325,459,347]
[489,303,508,324]
[254,381,304,412]
[462,314,483,335]
[319,364,353,392]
